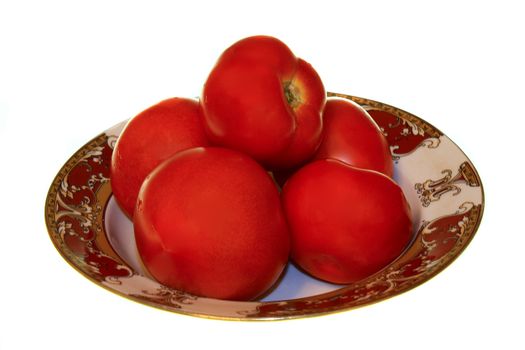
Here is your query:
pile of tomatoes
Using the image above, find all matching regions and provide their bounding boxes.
[110,36,413,301]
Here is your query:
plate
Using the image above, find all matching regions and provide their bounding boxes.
[44,93,484,320]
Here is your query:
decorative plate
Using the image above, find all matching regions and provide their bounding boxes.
[44,93,484,320]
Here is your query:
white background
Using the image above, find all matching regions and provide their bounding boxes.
[1,0,523,349]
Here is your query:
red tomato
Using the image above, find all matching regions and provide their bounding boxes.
[134,147,290,301]
[202,35,325,169]
[110,97,209,217]
[282,159,413,284]
[314,98,394,178]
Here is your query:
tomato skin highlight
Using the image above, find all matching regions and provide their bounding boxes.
[134,147,290,301]
[282,159,413,284]
[110,97,209,218]
[314,98,394,178]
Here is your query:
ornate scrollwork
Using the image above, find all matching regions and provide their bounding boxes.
[415,161,481,207]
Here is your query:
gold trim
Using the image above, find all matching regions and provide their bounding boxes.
[45,134,108,254]
[459,161,482,187]
[327,92,443,138]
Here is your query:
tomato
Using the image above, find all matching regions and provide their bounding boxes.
[201,35,325,169]
[282,159,413,284]
[314,98,394,177]
[110,97,209,217]
[133,147,290,301]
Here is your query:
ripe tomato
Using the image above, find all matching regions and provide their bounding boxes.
[110,97,209,217]
[314,98,394,177]
[282,159,413,284]
[134,147,290,301]
[202,35,325,169]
